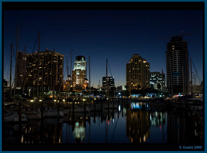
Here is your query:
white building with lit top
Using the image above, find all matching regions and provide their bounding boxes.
[72,55,88,89]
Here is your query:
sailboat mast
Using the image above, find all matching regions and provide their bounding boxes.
[37,31,40,101]
[67,55,69,76]
[190,57,193,94]
[22,46,26,95]
[14,26,19,97]
[161,69,163,91]
[106,59,108,77]
[70,50,73,77]
[182,66,185,94]
[10,43,13,97]
[89,56,91,88]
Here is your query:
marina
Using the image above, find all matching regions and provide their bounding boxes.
[2,3,204,151]
[2,97,204,150]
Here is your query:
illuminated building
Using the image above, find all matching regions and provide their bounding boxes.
[72,55,88,90]
[150,72,165,91]
[102,77,115,90]
[126,54,150,92]
[24,49,64,95]
[166,36,189,95]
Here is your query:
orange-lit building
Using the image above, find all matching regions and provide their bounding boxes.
[126,54,150,92]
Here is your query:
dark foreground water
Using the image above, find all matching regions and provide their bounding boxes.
[2,102,204,151]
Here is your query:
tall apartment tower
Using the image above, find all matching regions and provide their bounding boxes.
[14,49,64,97]
[25,49,64,94]
[72,55,87,89]
[166,36,189,95]
[126,54,150,92]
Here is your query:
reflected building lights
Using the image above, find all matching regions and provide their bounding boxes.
[126,108,150,143]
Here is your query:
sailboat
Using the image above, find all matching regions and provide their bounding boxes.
[22,107,41,120]
[43,106,64,117]
[4,111,27,122]
[4,26,28,122]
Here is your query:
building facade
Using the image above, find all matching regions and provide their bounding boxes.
[126,54,150,92]
[166,36,189,95]
[150,72,165,91]
[23,49,64,96]
[102,76,115,90]
[102,59,115,90]
[72,55,87,90]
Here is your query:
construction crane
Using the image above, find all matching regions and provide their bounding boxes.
[158,32,191,40]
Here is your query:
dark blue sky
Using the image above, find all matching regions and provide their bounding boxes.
[3,10,203,87]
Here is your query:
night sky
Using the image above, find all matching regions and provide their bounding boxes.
[3,9,203,87]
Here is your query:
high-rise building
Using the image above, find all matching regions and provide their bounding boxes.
[166,36,189,95]
[150,72,165,91]
[24,49,64,95]
[126,54,150,92]
[72,55,88,90]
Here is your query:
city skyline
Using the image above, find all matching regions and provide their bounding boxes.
[3,9,203,88]
[2,2,205,151]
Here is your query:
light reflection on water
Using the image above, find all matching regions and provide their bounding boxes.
[3,102,202,146]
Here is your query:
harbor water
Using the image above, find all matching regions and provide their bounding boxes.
[2,100,204,151]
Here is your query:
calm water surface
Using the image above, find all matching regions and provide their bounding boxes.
[3,101,203,150]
